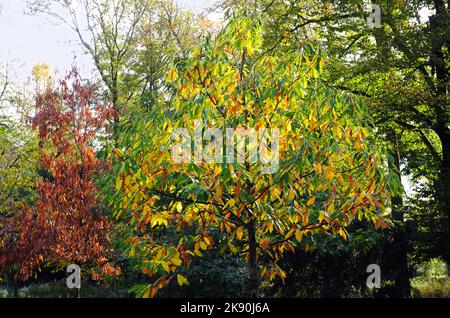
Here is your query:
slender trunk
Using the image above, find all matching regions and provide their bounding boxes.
[240,47,259,297]
[13,281,18,298]
[247,220,259,298]
[9,271,19,298]
[388,130,410,297]
[112,89,120,148]
[432,0,450,266]
[437,130,450,265]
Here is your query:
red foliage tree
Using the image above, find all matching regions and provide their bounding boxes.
[0,69,118,281]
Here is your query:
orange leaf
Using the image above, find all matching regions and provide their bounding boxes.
[306,197,315,206]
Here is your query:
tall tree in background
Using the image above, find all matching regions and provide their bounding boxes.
[28,0,152,114]
[27,0,214,131]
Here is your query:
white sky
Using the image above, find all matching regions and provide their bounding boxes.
[0,0,216,81]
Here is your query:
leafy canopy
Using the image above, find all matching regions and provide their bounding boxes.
[104,12,400,297]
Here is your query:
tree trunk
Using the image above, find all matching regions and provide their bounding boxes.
[320,254,344,298]
[388,130,411,297]
[9,271,19,298]
[13,281,18,298]
[247,220,259,298]
[432,0,450,266]
[437,129,450,265]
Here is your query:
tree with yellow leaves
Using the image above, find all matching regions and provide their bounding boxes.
[104,12,400,297]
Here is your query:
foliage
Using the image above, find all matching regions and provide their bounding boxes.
[0,118,38,217]
[0,0,447,299]
[250,0,450,263]
[102,12,401,297]
[0,69,118,281]
[411,258,450,298]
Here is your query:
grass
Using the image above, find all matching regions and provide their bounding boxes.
[411,258,450,298]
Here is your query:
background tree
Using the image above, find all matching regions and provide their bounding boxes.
[28,0,151,111]
[0,69,118,282]
[27,0,214,136]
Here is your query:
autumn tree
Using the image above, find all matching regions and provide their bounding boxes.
[236,0,450,268]
[102,12,400,297]
[0,69,118,281]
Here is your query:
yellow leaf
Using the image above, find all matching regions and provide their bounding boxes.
[271,187,281,200]
[172,256,182,266]
[327,203,335,213]
[288,189,296,201]
[354,139,363,150]
[204,236,212,245]
[166,69,178,82]
[285,229,295,239]
[226,198,236,208]
[229,244,238,254]
[302,214,309,226]
[260,239,269,251]
[236,227,244,240]
[161,262,170,273]
[142,286,151,298]
[194,249,203,257]
[177,274,189,287]
[295,229,303,242]
[155,248,164,260]
[115,175,122,191]
[323,166,335,180]
[314,162,322,174]
[318,212,324,223]
[319,57,325,69]
[246,42,254,55]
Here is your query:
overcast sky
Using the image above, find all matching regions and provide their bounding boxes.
[0,0,216,81]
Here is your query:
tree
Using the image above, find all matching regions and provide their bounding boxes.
[27,0,211,133]
[0,69,118,281]
[221,0,449,296]
[246,0,449,264]
[103,12,400,297]
[27,0,155,134]
[0,119,38,217]
[0,63,10,106]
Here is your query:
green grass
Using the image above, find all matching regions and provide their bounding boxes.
[0,280,130,298]
[411,258,450,298]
